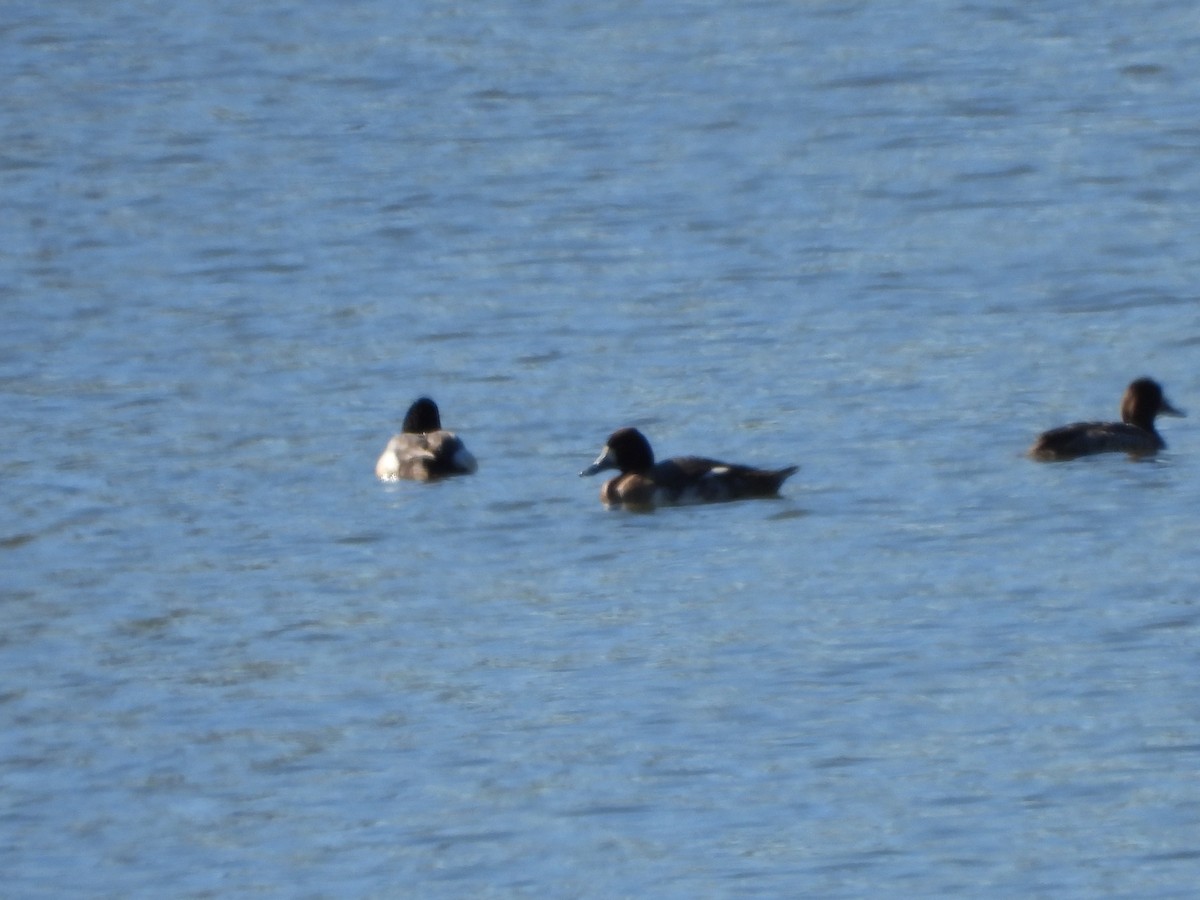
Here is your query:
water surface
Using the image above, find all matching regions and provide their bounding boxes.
[4,1,1200,896]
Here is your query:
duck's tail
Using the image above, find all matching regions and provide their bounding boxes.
[746,464,799,495]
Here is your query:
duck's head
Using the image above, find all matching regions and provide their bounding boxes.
[1121,378,1184,430]
[580,427,655,476]
[402,397,442,434]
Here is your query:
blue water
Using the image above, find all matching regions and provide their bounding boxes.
[5,1,1200,896]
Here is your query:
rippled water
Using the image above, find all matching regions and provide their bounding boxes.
[5,1,1200,896]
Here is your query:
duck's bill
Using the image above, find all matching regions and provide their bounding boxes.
[579,447,616,477]
[1163,399,1186,417]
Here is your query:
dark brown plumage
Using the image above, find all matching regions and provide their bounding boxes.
[1029,378,1184,461]
[580,427,797,508]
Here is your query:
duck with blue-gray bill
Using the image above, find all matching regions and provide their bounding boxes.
[1029,377,1184,461]
[580,426,798,508]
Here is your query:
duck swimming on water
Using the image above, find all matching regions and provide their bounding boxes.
[1029,377,1184,461]
[580,426,798,508]
[375,397,477,481]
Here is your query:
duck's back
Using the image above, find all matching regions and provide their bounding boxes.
[376,430,477,480]
[1029,421,1164,461]
[646,456,798,504]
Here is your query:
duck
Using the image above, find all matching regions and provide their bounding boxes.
[375,397,477,481]
[1029,377,1184,461]
[579,426,798,508]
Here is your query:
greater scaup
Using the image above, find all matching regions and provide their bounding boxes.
[580,426,798,508]
[375,397,478,481]
[1029,377,1184,461]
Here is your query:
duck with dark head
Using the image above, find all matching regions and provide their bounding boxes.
[376,397,477,481]
[1029,377,1184,461]
[580,426,797,509]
